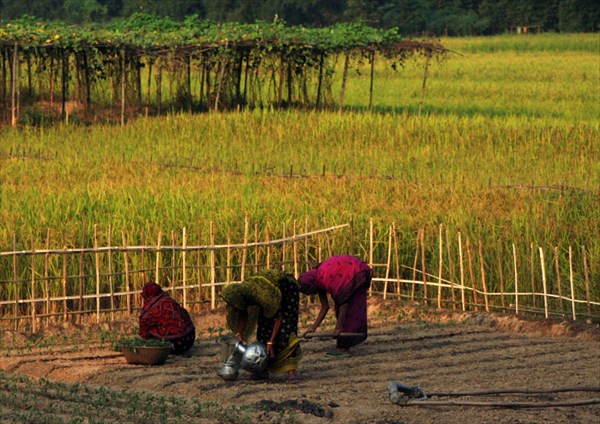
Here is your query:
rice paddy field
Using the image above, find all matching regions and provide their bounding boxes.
[0,32,598,292]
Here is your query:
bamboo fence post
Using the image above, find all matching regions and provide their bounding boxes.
[182,227,187,309]
[226,228,232,283]
[458,231,466,311]
[513,243,519,315]
[411,230,420,301]
[582,245,591,315]
[554,246,563,312]
[466,238,478,311]
[44,228,51,323]
[293,220,299,278]
[383,224,393,299]
[254,222,259,274]
[305,218,310,272]
[266,226,271,268]
[210,222,216,310]
[392,223,401,296]
[418,50,431,115]
[446,228,456,309]
[141,230,146,288]
[421,228,427,305]
[437,224,443,308]
[478,240,489,312]
[369,218,374,296]
[30,239,36,332]
[317,233,322,263]
[78,226,85,314]
[121,230,131,314]
[155,231,162,283]
[569,246,576,320]
[171,230,177,297]
[170,231,176,296]
[539,246,549,319]
[61,244,67,321]
[108,225,114,321]
[241,216,249,280]
[94,225,100,323]
[530,242,537,308]
[12,233,19,330]
[281,222,287,270]
[197,228,203,303]
[497,241,505,308]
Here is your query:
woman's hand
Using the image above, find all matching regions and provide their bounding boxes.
[236,332,244,342]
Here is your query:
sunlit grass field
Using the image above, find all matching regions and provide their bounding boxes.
[0,33,598,285]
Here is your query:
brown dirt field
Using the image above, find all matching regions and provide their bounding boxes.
[1,298,599,423]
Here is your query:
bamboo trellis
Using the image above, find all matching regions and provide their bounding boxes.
[0,221,597,333]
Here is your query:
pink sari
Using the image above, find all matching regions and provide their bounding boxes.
[311,255,372,349]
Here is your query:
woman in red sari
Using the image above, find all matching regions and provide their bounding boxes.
[298,255,372,356]
[139,281,196,354]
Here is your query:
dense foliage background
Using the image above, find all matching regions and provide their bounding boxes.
[0,0,597,35]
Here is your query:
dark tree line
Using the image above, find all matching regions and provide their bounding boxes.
[0,0,597,34]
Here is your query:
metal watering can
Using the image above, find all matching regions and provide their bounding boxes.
[217,341,269,381]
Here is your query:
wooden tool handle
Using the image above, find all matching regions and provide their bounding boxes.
[303,332,365,339]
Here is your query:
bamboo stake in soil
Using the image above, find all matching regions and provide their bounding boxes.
[12,233,18,330]
[437,224,443,308]
[412,230,420,302]
[210,222,216,310]
[182,227,187,309]
[421,229,427,305]
[226,228,232,284]
[446,228,456,309]
[582,245,591,315]
[108,225,114,321]
[369,218,374,296]
[383,224,393,299]
[155,231,162,283]
[569,245,576,320]
[478,240,489,312]
[266,226,271,269]
[539,246,549,319]
[121,230,131,314]
[392,223,401,297]
[94,225,100,323]
[62,244,67,321]
[293,220,299,279]
[44,229,51,323]
[496,241,505,308]
[254,222,260,274]
[458,232,466,311]
[241,216,249,281]
[513,243,519,315]
[554,246,563,311]
[466,238,478,311]
[30,239,36,333]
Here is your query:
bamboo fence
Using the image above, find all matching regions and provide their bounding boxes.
[0,221,597,333]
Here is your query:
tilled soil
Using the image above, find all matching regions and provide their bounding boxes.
[1,301,599,423]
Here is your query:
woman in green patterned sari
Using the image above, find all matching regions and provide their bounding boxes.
[221,270,302,384]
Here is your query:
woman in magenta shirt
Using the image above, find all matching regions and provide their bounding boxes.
[298,255,373,356]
